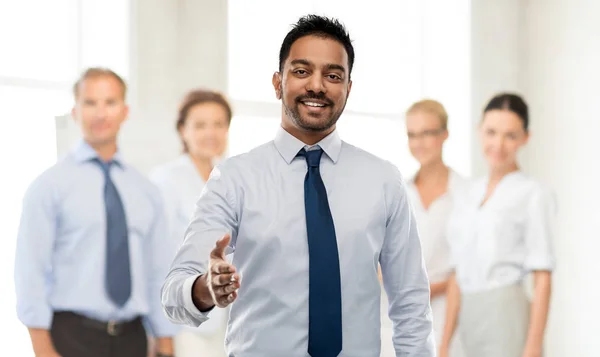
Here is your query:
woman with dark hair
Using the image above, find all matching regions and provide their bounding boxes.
[439,93,555,357]
[149,89,232,357]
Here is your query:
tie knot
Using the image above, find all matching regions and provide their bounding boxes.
[299,148,323,168]
[93,158,113,175]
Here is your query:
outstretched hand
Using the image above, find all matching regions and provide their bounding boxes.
[207,234,240,308]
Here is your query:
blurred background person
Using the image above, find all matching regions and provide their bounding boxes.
[405,99,466,356]
[381,99,467,357]
[440,93,555,357]
[150,89,232,357]
[13,68,176,357]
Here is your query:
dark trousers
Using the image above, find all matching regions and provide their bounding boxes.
[50,312,147,357]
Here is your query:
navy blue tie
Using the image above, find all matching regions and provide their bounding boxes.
[299,148,343,357]
[95,159,131,307]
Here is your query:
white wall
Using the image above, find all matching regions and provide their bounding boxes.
[114,1,598,355]
[521,0,600,355]
[470,0,523,176]
[123,0,228,173]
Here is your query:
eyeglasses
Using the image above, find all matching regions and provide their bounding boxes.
[406,128,446,139]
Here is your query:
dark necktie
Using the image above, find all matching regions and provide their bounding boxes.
[95,159,131,307]
[298,148,343,357]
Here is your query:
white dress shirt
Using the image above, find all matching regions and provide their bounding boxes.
[149,154,226,334]
[161,127,435,357]
[447,171,556,293]
[405,169,467,356]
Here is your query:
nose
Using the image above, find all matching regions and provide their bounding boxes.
[305,72,326,94]
[93,103,108,119]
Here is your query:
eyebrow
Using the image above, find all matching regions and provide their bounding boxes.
[290,59,346,73]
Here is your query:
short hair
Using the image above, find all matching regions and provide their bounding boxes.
[406,99,449,130]
[73,67,127,100]
[176,89,233,152]
[483,93,529,131]
[278,14,355,75]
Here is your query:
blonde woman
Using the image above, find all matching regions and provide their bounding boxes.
[381,99,466,356]
[440,93,555,357]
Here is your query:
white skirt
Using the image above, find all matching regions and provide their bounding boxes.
[459,284,530,357]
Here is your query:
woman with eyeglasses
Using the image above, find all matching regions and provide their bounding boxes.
[382,99,466,357]
[149,89,233,357]
[439,93,555,357]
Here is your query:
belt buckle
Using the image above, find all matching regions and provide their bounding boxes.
[107,321,118,336]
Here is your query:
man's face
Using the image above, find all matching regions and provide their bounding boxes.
[273,35,352,132]
[72,75,128,147]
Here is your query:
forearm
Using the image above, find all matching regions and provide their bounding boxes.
[440,275,460,349]
[156,337,174,355]
[28,328,58,356]
[430,280,449,299]
[525,271,552,350]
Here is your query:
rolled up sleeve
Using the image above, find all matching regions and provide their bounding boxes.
[14,176,57,329]
[524,185,557,272]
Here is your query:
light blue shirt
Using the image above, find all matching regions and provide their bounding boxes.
[149,154,228,334]
[14,140,177,337]
[162,127,435,356]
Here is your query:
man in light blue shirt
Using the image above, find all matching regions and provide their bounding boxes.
[15,68,176,357]
[161,15,435,357]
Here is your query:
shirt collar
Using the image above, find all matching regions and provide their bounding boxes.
[273,126,342,164]
[72,139,125,168]
[408,167,458,190]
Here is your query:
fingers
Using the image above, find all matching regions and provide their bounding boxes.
[211,261,236,275]
[210,234,231,260]
[209,273,240,308]
[207,234,238,308]
[212,279,240,297]
[215,290,238,308]
[212,270,240,287]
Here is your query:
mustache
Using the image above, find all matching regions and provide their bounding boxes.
[295,93,333,106]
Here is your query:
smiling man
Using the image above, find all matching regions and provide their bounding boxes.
[161,15,435,357]
[14,68,176,357]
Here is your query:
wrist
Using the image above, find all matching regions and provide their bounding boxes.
[192,274,215,312]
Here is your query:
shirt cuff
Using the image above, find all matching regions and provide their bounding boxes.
[18,306,53,330]
[525,255,555,272]
[183,274,212,325]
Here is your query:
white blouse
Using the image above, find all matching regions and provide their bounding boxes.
[406,169,469,284]
[404,169,468,356]
[149,154,227,334]
[447,171,556,293]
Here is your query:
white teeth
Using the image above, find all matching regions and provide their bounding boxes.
[303,102,325,107]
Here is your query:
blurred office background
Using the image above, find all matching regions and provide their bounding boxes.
[1,0,598,355]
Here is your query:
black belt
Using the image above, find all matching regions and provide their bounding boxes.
[54,311,143,336]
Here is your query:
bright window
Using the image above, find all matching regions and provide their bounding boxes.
[0,0,79,83]
[227,0,470,177]
[227,116,281,157]
[0,1,129,354]
[336,114,419,176]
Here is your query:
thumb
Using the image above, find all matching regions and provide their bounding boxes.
[211,233,231,259]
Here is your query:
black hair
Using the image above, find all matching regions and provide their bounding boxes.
[278,14,355,75]
[483,93,529,131]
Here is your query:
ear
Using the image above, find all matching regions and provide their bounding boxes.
[523,130,530,145]
[347,79,352,98]
[71,106,77,121]
[122,104,130,123]
[272,72,282,100]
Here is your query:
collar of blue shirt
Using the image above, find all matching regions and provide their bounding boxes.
[273,126,342,165]
[72,139,125,169]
